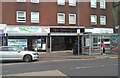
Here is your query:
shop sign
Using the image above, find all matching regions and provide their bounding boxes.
[85,28,113,34]
[50,28,84,33]
[5,26,50,33]
[8,39,27,48]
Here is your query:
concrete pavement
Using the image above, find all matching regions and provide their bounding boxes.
[5,70,68,76]
[39,50,118,60]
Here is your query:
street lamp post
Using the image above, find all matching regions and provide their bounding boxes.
[77,29,80,55]
[77,0,80,55]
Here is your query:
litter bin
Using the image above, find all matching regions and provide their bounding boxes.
[73,42,82,55]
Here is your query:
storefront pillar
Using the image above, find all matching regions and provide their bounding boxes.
[46,36,48,52]
[82,34,84,53]
[89,33,92,55]
[50,36,52,52]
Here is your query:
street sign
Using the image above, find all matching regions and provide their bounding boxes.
[77,29,80,34]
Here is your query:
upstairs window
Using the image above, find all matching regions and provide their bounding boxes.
[57,13,65,24]
[91,0,97,8]
[31,0,39,3]
[17,11,26,23]
[31,12,39,23]
[57,0,65,5]
[100,16,106,25]
[69,0,76,6]
[69,14,76,24]
[100,0,106,9]
[16,0,26,2]
[91,15,97,25]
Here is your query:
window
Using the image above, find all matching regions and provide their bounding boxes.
[31,0,39,3]
[69,0,76,6]
[69,14,76,24]
[1,47,8,51]
[91,0,97,8]
[93,36,98,46]
[91,15,97,25]
[100,0,106,9]
[8,47,17,51]
[16,0,26,2]
[31,12,39,23]
[57,13,65,24]
[100,16,106,25]
[57,0,65,5]
[17,11,26,23]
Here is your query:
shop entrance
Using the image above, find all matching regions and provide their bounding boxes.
[51,36,78,51]
[64,36,77,50]
[28,36,46,51]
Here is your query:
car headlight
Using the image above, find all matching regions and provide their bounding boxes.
[33,53,39,55]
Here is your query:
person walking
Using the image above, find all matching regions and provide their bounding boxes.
[101,41,106,55]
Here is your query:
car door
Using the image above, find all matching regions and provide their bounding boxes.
[1,47,11,60]
[8,47,23,60]
[0,47,3,60]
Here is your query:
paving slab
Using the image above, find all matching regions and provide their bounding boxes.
[5,70,68,76]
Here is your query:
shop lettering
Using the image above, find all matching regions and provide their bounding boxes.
[51,28,77,33]
[19,27,38,32]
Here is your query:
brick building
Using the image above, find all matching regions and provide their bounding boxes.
[0,0,113,52]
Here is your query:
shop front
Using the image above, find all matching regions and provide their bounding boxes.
[0,24,7,46]
[5,26,50,51]
[49,26,85,52]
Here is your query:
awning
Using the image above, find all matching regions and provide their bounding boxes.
[50,33,83,36]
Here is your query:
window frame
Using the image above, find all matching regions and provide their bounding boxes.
[90,0,97,8]
[16,0,26,2]
[57,13,65,24]
[100,0,106,9]
[90,15,97,25]
[17,11,26,23]
[69,14,76,24]
[31,12,40,23]
[57,0,65,5]
[100,15,106,25]
[31,0,39,3]
[69,0,76,6]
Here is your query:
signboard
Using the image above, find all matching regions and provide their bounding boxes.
[110,36,118,46]
[50,28,84,33]
[77,29,80,34]
[8,39,27,48]
[5,26,50,34]
[86,38,90,46]
[85,28,113,34]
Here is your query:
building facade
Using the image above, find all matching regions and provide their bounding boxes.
[0,0,113,52]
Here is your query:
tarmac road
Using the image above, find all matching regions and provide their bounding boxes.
[1,58,118,76]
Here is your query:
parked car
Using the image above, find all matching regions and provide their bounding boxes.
[0,46,39,62]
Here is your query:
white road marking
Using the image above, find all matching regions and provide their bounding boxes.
[109,57,118,59]
[72,64,118,69]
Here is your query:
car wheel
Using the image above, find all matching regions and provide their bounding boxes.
[23,55,32,62]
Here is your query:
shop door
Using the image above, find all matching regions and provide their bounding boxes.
[65,37,76,50]
[52,37,65,51]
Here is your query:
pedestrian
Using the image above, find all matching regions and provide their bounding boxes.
[101,41,106,55]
